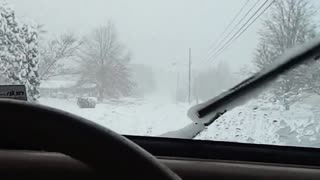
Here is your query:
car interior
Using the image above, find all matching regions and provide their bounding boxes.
[1,98,320,180]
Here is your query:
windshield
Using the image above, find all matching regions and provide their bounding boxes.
[3,0,320,148]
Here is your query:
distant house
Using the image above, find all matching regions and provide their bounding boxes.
[40,80,77,98]
[40,76,97,98]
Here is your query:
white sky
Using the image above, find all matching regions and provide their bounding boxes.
[8,0,320,80]
[9,0,265,71]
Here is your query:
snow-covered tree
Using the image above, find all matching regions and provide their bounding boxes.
[254,0,317,110]
[0,2,40,101]
[77,23,133,101]
[39,33,80,81]
[251,0,320,147]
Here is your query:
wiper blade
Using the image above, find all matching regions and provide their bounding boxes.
[161,39,320,140]
[188,39,320,126]
[160,122,205,139]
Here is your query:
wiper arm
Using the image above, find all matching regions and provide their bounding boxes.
[160,113,224,139]
[189,39,320,126]
[161,122,205,139]
[161,39,320,140]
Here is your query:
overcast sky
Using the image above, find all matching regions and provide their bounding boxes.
[9,0,266,71]
[8,0,320,75]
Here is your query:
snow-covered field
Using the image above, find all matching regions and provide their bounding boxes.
[39,97,191,136]
[39,96,320,148]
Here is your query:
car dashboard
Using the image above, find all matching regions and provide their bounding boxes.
[1,136,320,180]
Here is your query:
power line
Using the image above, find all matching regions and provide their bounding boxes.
[207,0,272,62]
[203,0,250,60]
[203,0,261,63]
[205,0,261,62]
[210,0,275,61]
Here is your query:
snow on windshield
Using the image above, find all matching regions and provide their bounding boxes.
[2,0,320,148]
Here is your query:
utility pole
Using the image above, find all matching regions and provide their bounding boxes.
[188,48,192,104]
[176,72,180,104]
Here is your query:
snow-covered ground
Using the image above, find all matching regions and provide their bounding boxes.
[39,97,191,136]
[39,95,320,148]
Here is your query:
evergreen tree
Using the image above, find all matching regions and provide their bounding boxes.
[0,2,40,101]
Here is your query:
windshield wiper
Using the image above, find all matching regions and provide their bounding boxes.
[161,123,205,139]
[162,39,320,139]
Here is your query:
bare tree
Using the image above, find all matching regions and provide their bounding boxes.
[77,23,133,101]
[39,33,80,81]
[254,0,317,110]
